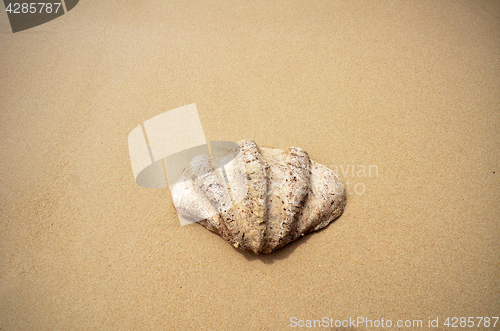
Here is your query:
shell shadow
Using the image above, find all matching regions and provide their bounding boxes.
[234,228,327,264]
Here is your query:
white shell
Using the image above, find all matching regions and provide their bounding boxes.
[172,140,346,254]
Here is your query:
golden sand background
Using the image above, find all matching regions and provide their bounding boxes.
[1,1,499,330]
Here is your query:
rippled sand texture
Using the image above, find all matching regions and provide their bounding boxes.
[1,1,499,330]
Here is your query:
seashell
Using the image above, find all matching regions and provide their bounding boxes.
[172,140,346,254]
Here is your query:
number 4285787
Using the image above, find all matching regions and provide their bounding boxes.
[444,317,498,328]
[6,3,62,14]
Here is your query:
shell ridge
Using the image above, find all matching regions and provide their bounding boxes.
[216,140,268,253]
[283,147,311,245]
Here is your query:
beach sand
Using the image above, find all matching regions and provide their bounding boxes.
[1,1,499,330]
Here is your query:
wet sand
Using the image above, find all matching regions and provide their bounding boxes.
[1,1,499,330]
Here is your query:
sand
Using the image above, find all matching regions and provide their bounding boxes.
[1,1,499,330]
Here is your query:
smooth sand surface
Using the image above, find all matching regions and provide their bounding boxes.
[1,1,499,330]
